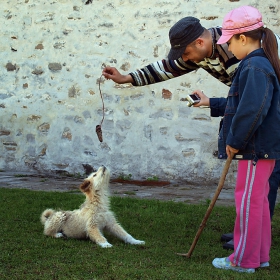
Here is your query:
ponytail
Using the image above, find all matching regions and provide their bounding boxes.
[262,28,280,82]
[234,27,280,82]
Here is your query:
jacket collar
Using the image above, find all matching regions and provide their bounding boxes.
[231,48,267,81]
[239,48,266,66]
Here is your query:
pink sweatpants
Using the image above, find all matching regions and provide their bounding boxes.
[228,159,275,268]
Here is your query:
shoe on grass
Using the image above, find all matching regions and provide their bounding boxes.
[212,257,255,273]
[260,262,269,268]
[222,239,234,250]
[220,232,234,242]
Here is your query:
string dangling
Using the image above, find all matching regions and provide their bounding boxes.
[96,74,105,142]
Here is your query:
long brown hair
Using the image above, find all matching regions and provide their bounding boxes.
[234,27,280,82]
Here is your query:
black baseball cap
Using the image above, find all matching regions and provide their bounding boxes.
[168,17,205,60]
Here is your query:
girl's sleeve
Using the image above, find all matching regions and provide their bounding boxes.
[209,97,227,117]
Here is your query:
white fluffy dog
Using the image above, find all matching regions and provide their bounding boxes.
[40,166,145,248]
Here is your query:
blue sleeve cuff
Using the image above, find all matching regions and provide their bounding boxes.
[210,98,227,117]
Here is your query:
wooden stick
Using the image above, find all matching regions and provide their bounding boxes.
[177,153,234,258]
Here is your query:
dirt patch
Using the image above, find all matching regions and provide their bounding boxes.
[110,179,171,187]
[0,171,235,206]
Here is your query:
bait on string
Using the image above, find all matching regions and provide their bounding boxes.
[96,75,104,142]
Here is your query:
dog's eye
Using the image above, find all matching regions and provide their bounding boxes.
[93,174,97,177]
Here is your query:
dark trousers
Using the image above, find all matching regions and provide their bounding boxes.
[268,159,280,219]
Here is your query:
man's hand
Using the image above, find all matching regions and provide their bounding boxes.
[102,67,133,84]
[191,90,210,107]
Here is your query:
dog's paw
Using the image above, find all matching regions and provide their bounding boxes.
[129,239,145,245]
[55,232,64,238]
[98,241,113,248]
[125,235,145,245]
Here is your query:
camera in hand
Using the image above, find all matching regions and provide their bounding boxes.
[185,94,200,107]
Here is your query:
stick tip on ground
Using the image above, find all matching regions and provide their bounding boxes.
[176,252,191,258]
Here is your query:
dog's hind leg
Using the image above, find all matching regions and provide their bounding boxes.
[106,221,145,245]
[87,227,113,248]
[43,212,67,238]
[123,233,145,245]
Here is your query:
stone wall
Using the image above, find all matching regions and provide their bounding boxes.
[0,0,279,185]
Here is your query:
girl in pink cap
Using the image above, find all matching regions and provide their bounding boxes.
[193,6,280,273]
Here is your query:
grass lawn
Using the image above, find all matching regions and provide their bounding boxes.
[0,188,280,280]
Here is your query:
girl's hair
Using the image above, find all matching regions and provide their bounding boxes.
[234,27,280,81]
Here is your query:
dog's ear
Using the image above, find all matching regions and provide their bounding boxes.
[79,180,91,193]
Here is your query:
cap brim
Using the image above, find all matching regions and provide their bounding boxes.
[168,46,186,60]
[217,34,233,45]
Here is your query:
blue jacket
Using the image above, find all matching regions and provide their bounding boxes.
[210,48,280,162]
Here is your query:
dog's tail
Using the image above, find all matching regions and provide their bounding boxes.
[40,209,55,224]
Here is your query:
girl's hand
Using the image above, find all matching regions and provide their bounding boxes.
[191,90,210,107]
[102,67,133,84]
[226,145,239,158]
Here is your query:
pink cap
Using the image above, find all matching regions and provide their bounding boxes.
[217,6,264,45]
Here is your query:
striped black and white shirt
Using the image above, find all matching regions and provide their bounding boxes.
[129,27,280,87]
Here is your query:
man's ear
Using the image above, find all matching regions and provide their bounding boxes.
[195,38,204,47]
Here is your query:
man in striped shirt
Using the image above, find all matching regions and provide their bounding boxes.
[102,16,280,247]
[102,17,242,86]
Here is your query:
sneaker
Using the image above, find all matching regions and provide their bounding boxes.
[212,257,255,273]
[260,262,269,268]
[221,233,234,242]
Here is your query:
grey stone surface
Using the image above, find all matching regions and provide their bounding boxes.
[0,0,279,186]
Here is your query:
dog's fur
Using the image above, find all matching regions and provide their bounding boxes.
[40,166,145,248]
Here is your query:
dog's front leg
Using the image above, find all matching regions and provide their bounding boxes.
[87,227,112,248]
